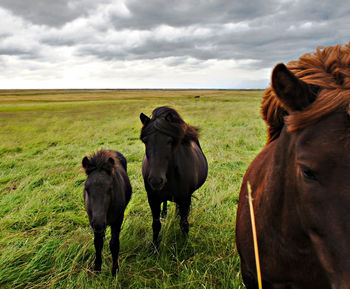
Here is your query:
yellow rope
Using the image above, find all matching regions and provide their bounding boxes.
[247,181,263,289]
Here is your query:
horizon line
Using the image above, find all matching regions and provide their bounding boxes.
[0,88,265,91]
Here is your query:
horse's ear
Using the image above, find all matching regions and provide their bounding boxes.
[140,113,150,125]
[82,156,90,172]
[103,157,115,174]
[108,157,115,166]
[272,63,316,112]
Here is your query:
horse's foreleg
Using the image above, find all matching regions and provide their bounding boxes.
[161,201,167,219]
[110,221,122,276]
[93,231,105,272]
[149,200,161,250]
[178,198,191,236]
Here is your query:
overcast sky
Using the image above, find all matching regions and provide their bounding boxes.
[0,0,348,89]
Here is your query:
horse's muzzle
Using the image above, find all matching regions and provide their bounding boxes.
[148,176,166,191]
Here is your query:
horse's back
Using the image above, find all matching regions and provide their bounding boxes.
[173,140,208,192]
[108,150,132,205]
[190,140,208,189]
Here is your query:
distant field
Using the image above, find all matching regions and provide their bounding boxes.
[0,89,266,289]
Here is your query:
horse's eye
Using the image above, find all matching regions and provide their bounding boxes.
[142,137,148,144]
[300,165,317,181]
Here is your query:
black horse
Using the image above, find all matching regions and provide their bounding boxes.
[82,150,132,276]
[140,106,208,248]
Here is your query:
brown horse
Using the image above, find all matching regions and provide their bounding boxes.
[236,43,350,289]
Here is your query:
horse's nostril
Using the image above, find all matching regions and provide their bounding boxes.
[149,177,164,187]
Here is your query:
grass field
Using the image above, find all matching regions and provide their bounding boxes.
[0,89,266,288]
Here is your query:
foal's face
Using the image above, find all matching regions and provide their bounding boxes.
[142,132,174,191]
[84,170,113,233]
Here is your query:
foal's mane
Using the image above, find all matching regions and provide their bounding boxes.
[262,42,350,143]
[85,150,119,175]
[141,106,199,145]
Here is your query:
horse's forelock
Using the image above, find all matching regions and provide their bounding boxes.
[152,106,182,123]
[286,89,350,132]
[141,107,199,144]
[153,118,185,141]
[87,150,118,174]
[262,42,350,142]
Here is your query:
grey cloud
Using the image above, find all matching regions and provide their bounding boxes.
[0,0,349,88]
[73,0,349,69]
[0,32,11,39]
[41,35,78,47]
[0,42,39,58]
[164,57,208,68]
[0,47,29,56]
[109,0,279,29]
[275,0,349,22]
[0,0,110,27]
[76,45,127,60]
[75,17,345,70]
[75,31,217,61]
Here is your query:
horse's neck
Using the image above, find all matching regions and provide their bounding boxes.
[172,140,203,162]
[170,143,191,168]
[171,141,207,180]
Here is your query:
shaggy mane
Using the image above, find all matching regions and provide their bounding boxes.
[85,150,119,174]
[262,42,350,143]
[141,106,199,146]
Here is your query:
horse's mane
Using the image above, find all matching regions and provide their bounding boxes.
[262,42,350,143]
[141,106,199,146]
[84,150,119,175]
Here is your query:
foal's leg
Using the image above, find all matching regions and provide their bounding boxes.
[110,220,122,276]
[94,232,105,272]
[149,199,162,250]
[178,198,191,236]
[161,201,167,219]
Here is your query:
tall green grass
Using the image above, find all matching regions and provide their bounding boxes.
[0,89,266,288]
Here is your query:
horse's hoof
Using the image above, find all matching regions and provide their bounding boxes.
[151,242,160,254]
[112,266,119,277]
[181,231,189,238]
[180,223,189,236]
